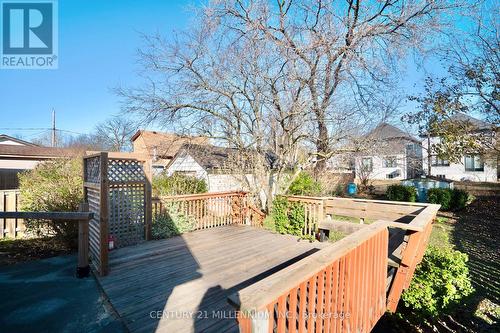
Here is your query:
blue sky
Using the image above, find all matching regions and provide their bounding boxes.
[0,0,445,141]
[0,0,198,140]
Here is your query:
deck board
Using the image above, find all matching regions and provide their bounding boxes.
[96,225,329,333]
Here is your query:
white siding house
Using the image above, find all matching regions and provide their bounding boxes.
[422,136,497,182]
[165,144,253,192]
[420,113,498,182]
[354,123,423,181]
[0,134,79,189]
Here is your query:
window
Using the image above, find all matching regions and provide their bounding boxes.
[361,157,373,172]
[464,154,484,171]
[383,156,397,168]
[431,155,450,166]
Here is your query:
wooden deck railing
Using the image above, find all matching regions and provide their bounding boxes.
[0,203,93,278]
[236,223,389,333]
[152,191,264,230]
[233,196,440,332]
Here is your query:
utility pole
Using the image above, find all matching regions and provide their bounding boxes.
[51,109,56,147]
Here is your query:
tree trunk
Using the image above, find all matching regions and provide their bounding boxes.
[427,135,432,176]
[314,120,329,174]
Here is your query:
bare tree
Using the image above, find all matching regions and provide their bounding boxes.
[209,0,464,172]
[119,0,464,205]
[94,116,138,152]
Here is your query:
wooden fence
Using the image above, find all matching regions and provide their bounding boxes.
[235,196,440,332]
[152,191,265,230]
[0,189,24,238]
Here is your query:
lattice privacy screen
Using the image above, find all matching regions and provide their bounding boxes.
[84,153,149,275]
[108,159,146,248]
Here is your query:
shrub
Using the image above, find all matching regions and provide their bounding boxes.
[427,188,453,210]
[272,196,305,236]
[386,185,417,202]
[451,189,473,211]
[272,196,290,234]
[153,173,207,196]
[427,188,472,211]
[287,172,321,196]
[152,204,196,239]
[18,158,83,245]
[402,246,474,318]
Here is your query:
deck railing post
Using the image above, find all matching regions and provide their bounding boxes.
[249,310,269,333]
[99,152,110,276]
[76,202,90,278]
[144,159,153,241]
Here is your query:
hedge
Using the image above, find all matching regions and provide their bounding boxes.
[386,185,417,202]
[427,188,472,211]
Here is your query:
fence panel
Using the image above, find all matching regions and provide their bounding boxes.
[0,189,25,238]
[153,191,264,230]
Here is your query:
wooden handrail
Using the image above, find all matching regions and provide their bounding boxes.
[0,204,92,279]
[0,211,93,220]
[157,190,247,201]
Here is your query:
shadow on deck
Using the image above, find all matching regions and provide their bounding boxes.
[95,225,328,333]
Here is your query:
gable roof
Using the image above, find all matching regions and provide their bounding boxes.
[131,130,209,159]
[446,113,492,131]
[170,143,278,171]
[366,123,418,142]
[0,134,38,147]
[173,144,242,170]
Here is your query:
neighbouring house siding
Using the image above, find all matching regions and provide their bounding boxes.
[0,139,25,146]
[207,174,247,192]
[0,158,41,170]
[355,154,408,180]
[165,152,251,192]
[166,153,208,180]
[422,137,498,182]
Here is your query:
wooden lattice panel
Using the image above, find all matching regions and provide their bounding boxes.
[84,155,101,183]
[86,187,102,272]
[109,183,145,248]
[108,159,146,182]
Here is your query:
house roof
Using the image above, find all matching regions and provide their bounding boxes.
[0,145,81,158]
[131,130,209,159]
[0,134,39,147]
[173,144,242,170]
[366,123,418,142]
[171,143,277,171]
[445,113,492,131]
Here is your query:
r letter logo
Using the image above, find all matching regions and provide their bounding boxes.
[1,0,58,69]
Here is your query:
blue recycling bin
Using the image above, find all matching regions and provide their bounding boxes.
[347,182,357,196]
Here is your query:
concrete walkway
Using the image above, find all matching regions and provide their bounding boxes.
[0,255,126,333]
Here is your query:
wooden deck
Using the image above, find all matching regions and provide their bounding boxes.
[96,225,329,333]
